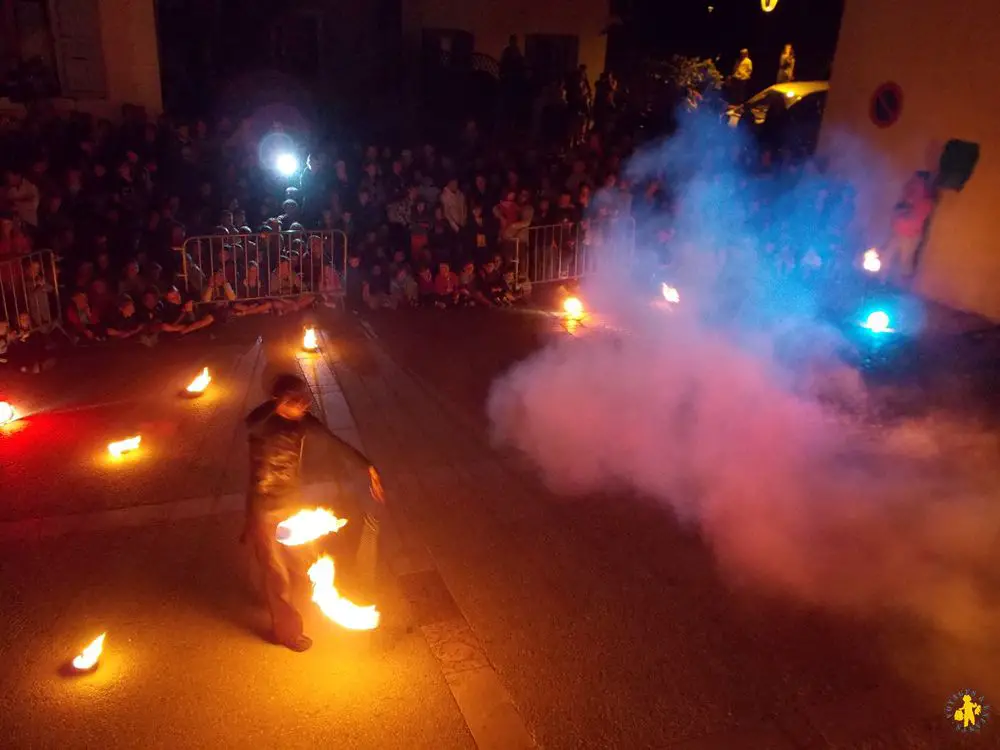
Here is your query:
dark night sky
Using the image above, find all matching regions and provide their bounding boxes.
[633,0,845,82]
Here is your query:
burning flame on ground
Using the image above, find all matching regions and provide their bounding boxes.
[303,328,318,351]
[276,508,348,546]
[662,283,681,304]
[0,401,15,425]
[72,633,106,670]
[108,435,141,458]
[307,556,380,631]
[863,248,881,273]
[563,297,584,318]
[186,367,211,394]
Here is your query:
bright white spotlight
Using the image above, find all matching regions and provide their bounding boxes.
[863,310,892,333]
[275,153,299,178]
[862,248,881,273]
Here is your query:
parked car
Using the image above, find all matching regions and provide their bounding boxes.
[726,81,830,127]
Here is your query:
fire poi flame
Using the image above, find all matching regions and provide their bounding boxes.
[276,508,348,546]
[661,283,680,304]
[0,401,15,425]
[108,435,141,458]
[303,327,318,351]
[72,632,106,671]
[862,248,881,273]
[186,367,211,394]
[563,297,584,318]
[307,556,380,631]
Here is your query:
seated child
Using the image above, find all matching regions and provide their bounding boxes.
[390,266,418,308]
[67,289,104,342]
[233,261,274,316]
[478,259,509,306]
[457,261,480,306]
[23,257,55,330]
[2,313,55,373]
[415,266,435,307]
[201,269,236,322]
[432,262,460,308]
[365,264,391,309]
[161,286,215,335]
[106,295,143,339]
[135,287,165,346]
[269,256,315,313]
[344,254,368,311]
[502,269,521,304]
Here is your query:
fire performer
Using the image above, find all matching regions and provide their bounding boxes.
[243,374,385,652]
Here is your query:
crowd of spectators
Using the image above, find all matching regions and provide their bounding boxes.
[0,75,859,372]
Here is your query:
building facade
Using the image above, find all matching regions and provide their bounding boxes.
[413,0,609,80]
[2,0,161,118]
[818,0,1000,319]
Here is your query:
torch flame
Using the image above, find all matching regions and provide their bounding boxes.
[862,248,881,273]
[307,556,380,631]
[72,632,106,670]
[563,297,584,318]
[276,508,348,546]
[0,401,15,425]
[303,328,318,351]
[186,367,211,394]
[661,283,680,304]
[108,435,141,458]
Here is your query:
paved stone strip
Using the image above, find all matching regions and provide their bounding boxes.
[312,327,537,750]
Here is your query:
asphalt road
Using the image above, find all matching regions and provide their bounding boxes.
[2,304,1000,748]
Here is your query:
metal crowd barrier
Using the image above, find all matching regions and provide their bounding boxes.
[513,216,636,285]
[0,248,67,337]
[176,228,349,305]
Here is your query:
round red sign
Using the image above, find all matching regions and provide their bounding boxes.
[869,82,903,128]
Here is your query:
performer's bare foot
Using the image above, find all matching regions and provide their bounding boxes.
[281,634,313,652]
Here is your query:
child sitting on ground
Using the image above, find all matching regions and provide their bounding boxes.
[67,289,104,342]
[416,266,435,307]
[432,261,460,308]
[365,264,392,309]
[1,313,55,373]
[234,262,273,316]
[390,266,418,308]
[478,259,509,306]
[161,286,214,335]
[23,257,55,330]
[457,261,480,306]
[106,294,143,340]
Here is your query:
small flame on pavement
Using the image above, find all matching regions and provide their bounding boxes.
[303,328,318,351]
[563,297,584,318]
[72,632,106,671]
[276,508,348,546]
[108,435,141,458]
[308,556,380,631]
[862,248,881,273]
[0,401,15,425]
[186,367,211,394]
[661,283,680,304]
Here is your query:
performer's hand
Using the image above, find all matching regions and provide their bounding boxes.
[369,466,386,505]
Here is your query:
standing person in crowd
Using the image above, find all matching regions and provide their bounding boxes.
[777,44,796,83]
[4,169,40,229]
[440,178,468,235]
[884,171,935,287]
[730,48,753,104]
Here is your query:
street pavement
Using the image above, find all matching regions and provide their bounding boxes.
[2,304,1000,748]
